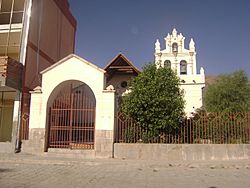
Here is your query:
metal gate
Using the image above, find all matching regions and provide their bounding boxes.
[48,89,95,149]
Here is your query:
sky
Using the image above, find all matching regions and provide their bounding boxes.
[68,0,250,78]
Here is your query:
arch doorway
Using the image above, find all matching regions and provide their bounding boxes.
[47,80,96,150]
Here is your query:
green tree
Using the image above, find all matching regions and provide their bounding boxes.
[121,63,185,140]
[204,70,250,112]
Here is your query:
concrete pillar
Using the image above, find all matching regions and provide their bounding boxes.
[22,86,45,153]
[95,89,115,158]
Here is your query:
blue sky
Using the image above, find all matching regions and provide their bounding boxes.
[69,0,250,77]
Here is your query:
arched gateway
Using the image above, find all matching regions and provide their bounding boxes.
[47,81,96,149]
[27,54,115,158]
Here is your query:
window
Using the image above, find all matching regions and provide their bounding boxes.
[120,81,127,88]
[180,60,187,75]
[172,43,178,53]
[13,0,25,11]
[0,0,25,60]
[8,31,21,46]
[0,0,13,12]
[0,13,10,24]
[11,12,23,23]
[164,60,171,68]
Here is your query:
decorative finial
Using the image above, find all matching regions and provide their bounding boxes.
[155,39,160,51]
[189,38,195,51]
[172,28,177,37]
[200,67,204,75]
[106,85,114,91]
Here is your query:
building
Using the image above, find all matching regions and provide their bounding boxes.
[24,54,116,157]
[104,53,140,109]
[0,0,76,152]
[19,52,139,156]
[154,28,205,115]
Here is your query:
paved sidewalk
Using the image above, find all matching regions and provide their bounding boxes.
[0,153,250,188]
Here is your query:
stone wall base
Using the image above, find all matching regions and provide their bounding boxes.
[22,128,114,158]
[95,130,114,158]
[22,128,46,154]
[114,144,250,160]
[0,142,14,153]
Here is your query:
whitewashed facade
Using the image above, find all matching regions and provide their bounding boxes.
[154,28,205,116]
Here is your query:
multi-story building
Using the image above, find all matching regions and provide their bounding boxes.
[154,28,205,116]
[0,0,76,152]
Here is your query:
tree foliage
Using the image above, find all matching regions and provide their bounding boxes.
[121,63,185,137]
[204,70,250,112]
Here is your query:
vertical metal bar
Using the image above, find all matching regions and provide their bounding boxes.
[58,95,62,148]
[63,93,66,147]
[52,107,54,148]
[234,113,236,143]
[228,112,231,144]
[57,97,61,148]
[88,98,91,146]
[87,95,90,145]
[73,92,75,145]
[86,95,88,145]
[93,104,96,149]
[68,93,72,147]
[53,108,56,148]
[65,94,69,147]
[80,91,83,144]
[232,113,234,144]
[86,95,89,145]
[55,98,58,148]
[247,112,250,144]
[239,113,242,143]
[69,92,73,145]
[47,107,51,149]
[58,96,62,148]
[241,113,244,143]
[245,112,247,143]
[83,94,86,144]
[218,112,220,144]
[57,97,60,148]
[90,97,93,145]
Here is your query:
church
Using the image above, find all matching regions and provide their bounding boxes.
[154,28,205,116]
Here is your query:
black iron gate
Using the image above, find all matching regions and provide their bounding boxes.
[48,90,95,149]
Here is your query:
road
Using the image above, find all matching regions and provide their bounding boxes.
[0,153,249,188]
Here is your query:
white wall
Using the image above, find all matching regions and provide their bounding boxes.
[28,54,115,155]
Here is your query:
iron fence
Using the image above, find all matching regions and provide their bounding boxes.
[114,112,250,144]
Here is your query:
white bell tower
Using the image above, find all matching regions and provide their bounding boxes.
[154,28,205,116]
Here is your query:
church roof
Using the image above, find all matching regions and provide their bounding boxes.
[104,53,140,75]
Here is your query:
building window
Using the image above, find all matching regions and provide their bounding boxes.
[120,81,127,88]
[180,60,187,75]
[0,0,12,12]
[172,43,178,53]
[0,0,25,60]
[164,60,171,68]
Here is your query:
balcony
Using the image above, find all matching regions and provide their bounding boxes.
[0,56,23,90]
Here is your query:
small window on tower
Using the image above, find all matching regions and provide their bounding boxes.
[180,60,187,75]
[172,43,178,53]
[164,60,171,68]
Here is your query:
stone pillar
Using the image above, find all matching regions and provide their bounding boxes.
[10,92,20,151]
[22,86,45,153]
[95,89,115,158]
